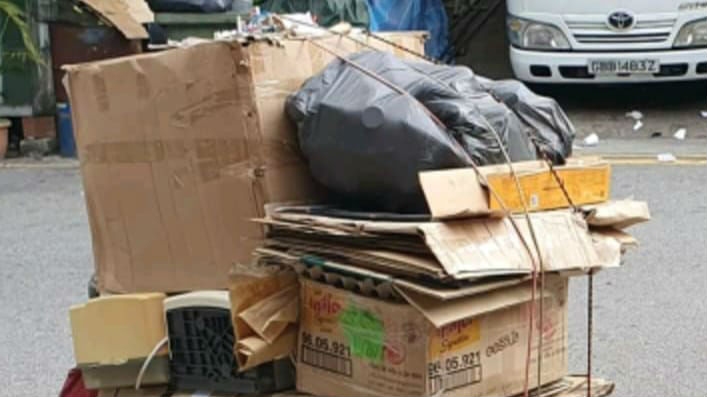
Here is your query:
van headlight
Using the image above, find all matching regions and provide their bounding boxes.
[507,16,571,50]
[674,18,707,48]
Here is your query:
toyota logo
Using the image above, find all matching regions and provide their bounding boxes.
[607,11,636,31]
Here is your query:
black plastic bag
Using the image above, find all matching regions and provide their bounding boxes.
[477,78,575,164]
[286,51,573,213]
[148,0,234,13]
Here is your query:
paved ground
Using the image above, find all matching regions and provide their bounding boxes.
[0,164,704,396]
[535,81,707,141]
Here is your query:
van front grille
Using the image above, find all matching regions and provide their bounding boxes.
[565,17,676,45]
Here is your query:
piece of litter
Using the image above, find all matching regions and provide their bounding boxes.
[625,111,643,120]
[700,111,707,118]
[673,128,687,140]
[633,120,643,131]
[657,153,677,162]
[650,132,662,138]
[583,133,599,146]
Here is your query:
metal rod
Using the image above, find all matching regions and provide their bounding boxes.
[587,270,594,397]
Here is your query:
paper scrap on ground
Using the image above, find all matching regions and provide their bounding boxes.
[583,133,599,146]
[657,153,677,162]
[633,120,643,131]
[700,111,707,118]
[625,110,643,120]
[673,128,687,140]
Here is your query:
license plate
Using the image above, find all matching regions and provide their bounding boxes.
[588,59,660,75]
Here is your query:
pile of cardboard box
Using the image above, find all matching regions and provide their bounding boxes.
[62,31,649,397]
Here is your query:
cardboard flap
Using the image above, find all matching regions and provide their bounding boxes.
[238,285,298,344]
[124,0,154,23]
[392,277,528,301]
[395,280,549,328]
[592,227,639,248]
[417,219,532,278]
[419,168,491,219]
[584,200,651,229]
[79,0,149,39]
[229,267,297,341]
[235,325,297,372]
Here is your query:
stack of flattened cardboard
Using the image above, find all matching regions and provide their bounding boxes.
[253,163,649,397]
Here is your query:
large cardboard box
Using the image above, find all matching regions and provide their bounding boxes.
[64,33,425,293]
[297,277,568,397]
[70,293,169,389]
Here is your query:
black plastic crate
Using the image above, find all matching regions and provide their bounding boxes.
[165,305,294,394]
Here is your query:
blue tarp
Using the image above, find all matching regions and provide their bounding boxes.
[366,0,450,60]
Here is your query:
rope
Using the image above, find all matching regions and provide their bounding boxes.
[476,116,545,397]
[528,135,578,212]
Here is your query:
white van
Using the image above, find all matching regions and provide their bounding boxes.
[507,1,707,83]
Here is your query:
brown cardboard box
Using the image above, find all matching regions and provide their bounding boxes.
[70,293,169,389]
[64,33,425,293]
[296,277,568,397]
[420,157,611,219]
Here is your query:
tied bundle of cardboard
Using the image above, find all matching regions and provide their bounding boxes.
[253,161,649,397]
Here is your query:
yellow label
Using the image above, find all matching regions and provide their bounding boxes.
[428,319,481,358]
[487,166,611,212]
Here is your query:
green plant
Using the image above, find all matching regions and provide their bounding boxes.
[0,0,43,65]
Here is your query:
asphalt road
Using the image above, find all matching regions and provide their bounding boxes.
[0,165,705,396]
[533,81,707,141]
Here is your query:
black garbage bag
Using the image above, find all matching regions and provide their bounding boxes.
[474,77,575,164]
[286,51,573,213]
[148,0,234,13]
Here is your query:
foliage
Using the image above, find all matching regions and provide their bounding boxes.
[0,0,43,67]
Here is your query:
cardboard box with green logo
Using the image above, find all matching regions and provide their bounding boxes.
[296,276,569,397]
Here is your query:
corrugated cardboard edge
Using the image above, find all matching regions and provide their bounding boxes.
[394,278,561,328]
[584,200,651,229]
[79,0,149,39]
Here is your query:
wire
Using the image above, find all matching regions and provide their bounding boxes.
[135,336,168,390]
[587,270,594,397]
